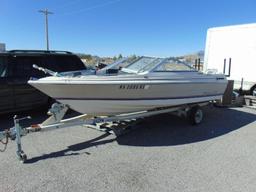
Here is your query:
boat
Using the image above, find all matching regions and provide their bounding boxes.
[29,57,228,116]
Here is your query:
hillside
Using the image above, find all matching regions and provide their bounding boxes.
[77,51,205,69]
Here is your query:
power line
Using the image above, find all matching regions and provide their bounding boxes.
[56,0,84,10]
[38,9,53,50]
[59,0,122,16]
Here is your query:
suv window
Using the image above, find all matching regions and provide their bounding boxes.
[44,55,86,72]
[11,56,45,77]
[0,56,7,77]
[10,54,86,78]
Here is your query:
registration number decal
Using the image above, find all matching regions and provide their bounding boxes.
[119,84,150,90]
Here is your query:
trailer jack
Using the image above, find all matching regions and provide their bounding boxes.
[0,116,31,162]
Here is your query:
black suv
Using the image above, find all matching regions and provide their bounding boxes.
[0,50,86,114]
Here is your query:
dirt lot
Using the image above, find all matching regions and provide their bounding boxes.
[0,106,255,192]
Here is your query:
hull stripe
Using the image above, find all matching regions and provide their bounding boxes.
[55,94,222,101]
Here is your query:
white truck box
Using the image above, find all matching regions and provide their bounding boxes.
[0,43,5,52]
[204,23,256,93]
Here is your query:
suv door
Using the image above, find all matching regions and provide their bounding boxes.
[0,56,15,113]
[10,55,48,109]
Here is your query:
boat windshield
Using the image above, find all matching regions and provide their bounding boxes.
[121,57,196,73]
[154,59,195,72]
[97,57,138,75]
[121,57,164,73]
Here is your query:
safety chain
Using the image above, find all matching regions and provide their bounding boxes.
[0,129,9,152]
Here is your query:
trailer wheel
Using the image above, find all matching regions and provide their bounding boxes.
[18,152,27,163]
[188,106,203,125]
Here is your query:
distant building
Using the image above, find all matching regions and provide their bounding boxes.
[0,43,6,52]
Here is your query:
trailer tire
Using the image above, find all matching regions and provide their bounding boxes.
[18,152,27,163]
[188,106,203,125]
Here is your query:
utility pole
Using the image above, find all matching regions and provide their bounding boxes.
[38,9,53,51]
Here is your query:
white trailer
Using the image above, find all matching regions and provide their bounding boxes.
[204,23,256,94]
[0,102,207,162]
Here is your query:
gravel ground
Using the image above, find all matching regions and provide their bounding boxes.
[0,106,255,192]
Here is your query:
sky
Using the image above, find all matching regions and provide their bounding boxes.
[1,0,256,57]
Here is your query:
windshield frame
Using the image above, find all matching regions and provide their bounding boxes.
[120,56,198,74]
[153,59,197,72]
[98,57,128,72]
[121,57,165,74]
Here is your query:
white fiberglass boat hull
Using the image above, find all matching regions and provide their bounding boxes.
[29,72,227,116]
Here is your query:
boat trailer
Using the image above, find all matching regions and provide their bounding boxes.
[0,102,207,163]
